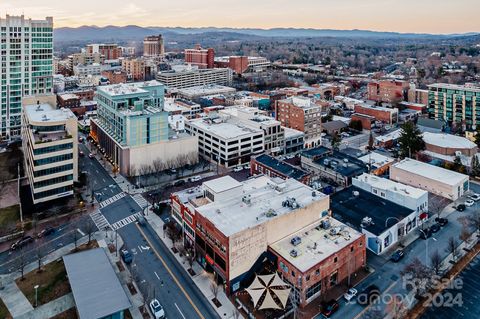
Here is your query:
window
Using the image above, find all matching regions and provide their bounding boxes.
[305,281,322,300]
[291,271,295,277]
[334,257,338,263]
[330,271,338,286]
[306,275,310,281]
[315,269,320,276]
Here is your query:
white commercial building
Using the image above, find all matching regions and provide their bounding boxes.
[156,67,232,90]
[353,173,428,213]
[22,102,78,204]
[185,116,264,167]
[390,158,469,200]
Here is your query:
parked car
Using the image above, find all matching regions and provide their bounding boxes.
[173,179,186,187]
[419,228,431,240]
[121,249,133,264]
[79,151,85,157]
[435,217,449,227]
[233,166,243,172]
[243,163,251,170]
[465,199,475,207]
[149,299,165,319]
[343,288,358,302]
[429,224,441,233]
[189,176,202,182]
[11,236,34,250]
[456,204,466,212]
[88,153,95,159]
[470,193,480,201]
[390,249,405,262]
[321,299,339,317]
[37,227,55,238]
[286,154,295,159]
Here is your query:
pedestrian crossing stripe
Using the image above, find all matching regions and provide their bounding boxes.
[111,213,143,231]
[99,192,126,208]
[89,210,111,231]
[133,194,148,208]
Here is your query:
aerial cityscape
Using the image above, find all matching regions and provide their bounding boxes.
[0,1,479,319]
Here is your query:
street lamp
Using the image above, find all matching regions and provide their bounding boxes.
[34,285,39,307]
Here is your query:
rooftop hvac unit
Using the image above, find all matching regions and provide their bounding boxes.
[344,158,349,163]
[290,249,299,258]
[353,191,360,196]
[320,219,331,229]
[290,236,302,246]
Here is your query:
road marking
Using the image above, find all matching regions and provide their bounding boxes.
[138,245,143,252]
[77,228,85,236]
[175,303,186,319]
[353,281,397,319]
[154,271,160,280]
[111,213,142,231]
[135,224,206,319]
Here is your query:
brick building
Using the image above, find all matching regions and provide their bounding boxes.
[250,154,311,184]
[143,35,164,57]
[101,70,128,85]
[214,56,270,74]
[170,175,365,307]
[275,96,322,148]
[56,93,86,115]
[354,103,398,125]
[367,80,409,103]
[351,113,376,130]
[121,58,145,81]
[184,45,215,69]
[86,44,122,60]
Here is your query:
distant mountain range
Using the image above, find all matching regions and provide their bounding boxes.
[53,25,480,42]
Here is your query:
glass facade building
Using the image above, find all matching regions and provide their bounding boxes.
[0,15,54,139]
[428,84,480,130]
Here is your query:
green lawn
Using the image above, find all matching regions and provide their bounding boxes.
[16,259,71,306]
[0,205,20,229]
[0,297,12,319]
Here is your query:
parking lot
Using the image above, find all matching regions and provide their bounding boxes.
[421,254,480,319]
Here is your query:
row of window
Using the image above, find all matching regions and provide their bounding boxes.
[33,164,73,178]
[33,142,73,155]
[33,174,73,189]
[34,153,73,166]
[33,185,73,200]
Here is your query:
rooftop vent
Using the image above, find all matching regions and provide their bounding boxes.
[361,216,374,228]
[289,249,299,258]
[353,191,360,197]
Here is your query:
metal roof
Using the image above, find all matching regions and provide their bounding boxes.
[63,248,131,319]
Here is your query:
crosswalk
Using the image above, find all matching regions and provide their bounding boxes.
[133,194,148,209]
[90,210,111,231]
[99,192,126,209]
[111,212,143,231]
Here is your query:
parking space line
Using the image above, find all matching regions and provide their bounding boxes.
[175,303,186,319]
[154,271,160,280]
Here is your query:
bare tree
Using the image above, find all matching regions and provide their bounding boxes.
[72,228,79,251]
[210,280,220,301]
[430,250,442,275]
[430,196,449,220]
[84,218,96,244]
[36,244,45,273]
[401,257,432,296]
[446,236,458,262]
[17,252,28,280]
[386,295,406,319]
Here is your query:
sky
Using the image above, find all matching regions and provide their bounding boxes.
[1,0,479,34]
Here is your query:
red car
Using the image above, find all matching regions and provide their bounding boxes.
[321,299,339,318]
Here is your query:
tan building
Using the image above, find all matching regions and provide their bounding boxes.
[390,159,469,201]
[143,35,164,57]
[22,101,78,204]
[121,58,145,81]
[68,52,104,71]
[367,80,409,103]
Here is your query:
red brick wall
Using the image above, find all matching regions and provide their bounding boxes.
[367,80,409,103]
[354,104,395,124]
[351,114,374,130]
[275,101,306,132]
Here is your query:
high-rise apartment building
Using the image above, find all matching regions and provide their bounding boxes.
[428,83,480,130]
[143,35,164,57]
[22,101,78,204]
[0,15,54,139]
[184,44,215,69]
[86,44,122,60]
[121,58,145,81]
[156,66,232,89]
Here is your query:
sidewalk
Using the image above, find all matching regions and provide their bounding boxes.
[145,212,240,319]
[0,232,146,319]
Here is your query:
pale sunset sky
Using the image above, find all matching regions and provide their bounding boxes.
[1,0,479,34]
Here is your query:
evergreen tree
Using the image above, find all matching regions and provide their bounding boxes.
[398,122,425,158]
[368,131,374,150]
[331,132,342,150]
[474,129,480,148]
[472,155,480,177]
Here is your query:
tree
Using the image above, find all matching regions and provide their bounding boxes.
[36,243,45,273]
[17,252,28,280]
[430,197,449,220]
[429,250,442,275]
[445,236,458,262]
[474,129,480,148]
[471,155,480,177]
[331,132,342,150]
[84,218,96,245]
[386,295,407,319]
[72,228,79,251]
[210,280,220,302]
[398,121,425,158]
[368,131,374,150]
[401,257,432,296]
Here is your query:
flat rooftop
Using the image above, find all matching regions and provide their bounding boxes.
[356,103,398,113]
[311,152,367,178]
[284,127,304,139]
[423,132,476,149]
[63,248,131,319]
[24,103,76,123]
[354,173,427,199]
[203,175,242,194]
[188,117,263,140]
[196,175,328,237]
[375,129,402,142]
[392,159,468,185]
[97,80,163,97]
[331,186,414,236]
[177,85,236,97]
[301,146,331,159]
[254,154,310,181]
[428,83,480,93]
[358,152,395,169]
[269,217,362,272]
